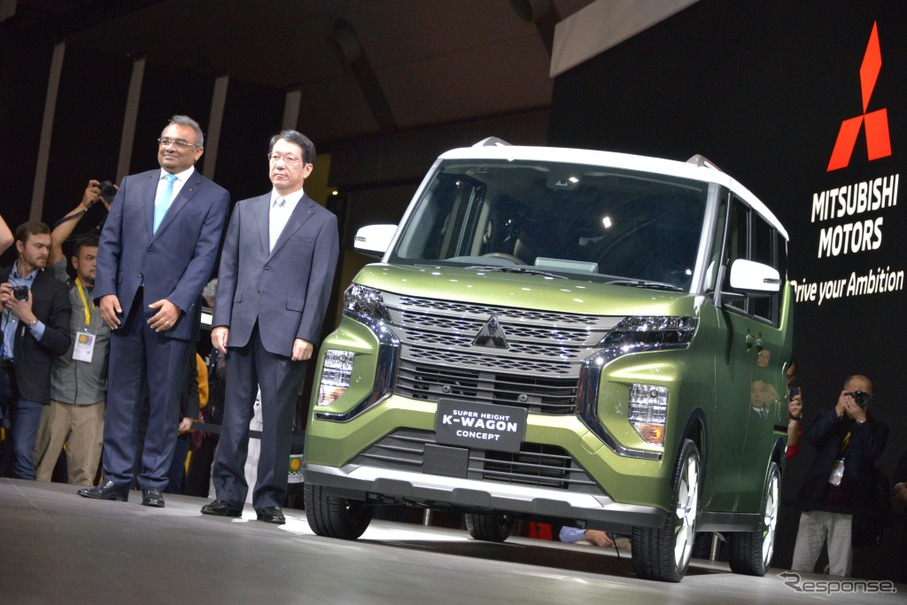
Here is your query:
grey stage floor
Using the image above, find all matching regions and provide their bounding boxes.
[2,478,903,605]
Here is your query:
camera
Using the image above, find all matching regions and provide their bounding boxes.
[12,285,29,301]
[849,390,870,408]
[98,180,117,201]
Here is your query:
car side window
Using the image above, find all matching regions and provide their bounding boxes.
[723,197,749,313]
[751,214,778,324]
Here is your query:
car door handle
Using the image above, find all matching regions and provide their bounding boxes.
[745,333,756,350]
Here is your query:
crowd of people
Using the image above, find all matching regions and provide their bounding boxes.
[1,114,338,527]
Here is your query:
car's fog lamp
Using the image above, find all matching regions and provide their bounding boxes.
[628,383,668,446]
[317,350,356,407]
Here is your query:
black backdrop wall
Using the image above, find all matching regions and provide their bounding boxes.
[549,0,905,580]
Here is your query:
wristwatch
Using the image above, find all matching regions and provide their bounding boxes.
[27,318,38,329]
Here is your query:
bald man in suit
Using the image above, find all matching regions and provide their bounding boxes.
[202,130,339,524]
[79,115,229,507]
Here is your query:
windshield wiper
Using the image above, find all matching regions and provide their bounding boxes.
[606,279,684,292]
[465,265,567,279]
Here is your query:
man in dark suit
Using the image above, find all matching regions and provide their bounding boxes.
[0,221,71,479]
[201,130,339,524]
[79,115,229,507]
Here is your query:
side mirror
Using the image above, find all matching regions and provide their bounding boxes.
[729,259,782,293]
[354,224,397,257]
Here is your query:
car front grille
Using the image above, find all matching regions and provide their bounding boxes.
[384,293,620,415]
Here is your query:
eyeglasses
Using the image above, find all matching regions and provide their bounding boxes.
[267,153,304,165]
[158,137,196,149]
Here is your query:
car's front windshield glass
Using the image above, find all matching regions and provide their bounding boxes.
[389,159,709,290]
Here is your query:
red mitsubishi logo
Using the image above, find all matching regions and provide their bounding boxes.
[827,21,892,172]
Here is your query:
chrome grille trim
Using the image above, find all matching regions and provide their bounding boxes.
[383,292,622,414]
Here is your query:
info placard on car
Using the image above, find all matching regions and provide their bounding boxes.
[434,399,527,453]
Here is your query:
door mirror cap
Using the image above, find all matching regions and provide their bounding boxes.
[729,259,782,293]
[354,224,397,257]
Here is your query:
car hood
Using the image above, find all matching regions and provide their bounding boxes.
[352,263,704,317]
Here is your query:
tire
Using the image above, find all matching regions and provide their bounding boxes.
[464,511,514,542]
[728,462,780,576]
[304,483,374,540]
[631,438,700,582]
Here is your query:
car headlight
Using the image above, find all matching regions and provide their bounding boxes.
[599,316,697,352]
[628,383,668,445]
[343,284,391,323]
[316,349,356,407]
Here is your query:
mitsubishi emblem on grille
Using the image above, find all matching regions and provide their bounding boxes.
[473,315,509,349]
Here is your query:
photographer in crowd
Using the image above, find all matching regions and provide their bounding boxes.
[0,221,71,479]
[790,374,888,576]
[33,181,113,485]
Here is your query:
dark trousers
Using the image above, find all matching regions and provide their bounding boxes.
[102,294,192,490]
[212,324,304,510]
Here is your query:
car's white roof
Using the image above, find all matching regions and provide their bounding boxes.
[439,144,789,241]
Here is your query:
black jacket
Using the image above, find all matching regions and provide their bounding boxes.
[0,265,71,404]
[797,407,888,513]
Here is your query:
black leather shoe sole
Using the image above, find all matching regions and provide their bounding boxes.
[201,500,243,517]
[78,481,129,502]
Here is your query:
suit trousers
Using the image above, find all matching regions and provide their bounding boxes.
[34,400,105,486]
[791,510,853,576]
[102,293,192,490]
[213,324,305,510]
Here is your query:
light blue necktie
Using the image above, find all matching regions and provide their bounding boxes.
[153,173,178,234]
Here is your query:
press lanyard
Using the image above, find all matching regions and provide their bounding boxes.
[75,278,93,327]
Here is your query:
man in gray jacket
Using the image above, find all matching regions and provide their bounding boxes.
[35,184,112,485]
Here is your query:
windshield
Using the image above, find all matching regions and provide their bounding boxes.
[390,159,709,290]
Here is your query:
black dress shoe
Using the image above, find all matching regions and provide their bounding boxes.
[78,480,129,502]
[201,499,243,517]
[256,506,286,525]
[142,487,165,508]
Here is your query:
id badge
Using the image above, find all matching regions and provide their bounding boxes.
[72,330,96,363]
[828,458,845,486]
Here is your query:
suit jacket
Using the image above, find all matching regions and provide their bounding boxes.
[797,407,888,513]
[0,266,71,403]
[95,168,229,340]
[213,192,339,357]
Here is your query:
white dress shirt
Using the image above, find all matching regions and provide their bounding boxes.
[269,188,303,252]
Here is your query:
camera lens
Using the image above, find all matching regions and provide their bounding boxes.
[851,391,869,408]
[12,285,29,301]
[98,180,117,201]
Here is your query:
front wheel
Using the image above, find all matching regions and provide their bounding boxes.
[304,483,374,540]
[631,438,700,582]
[728,462,781,576]
[465,511,514,542]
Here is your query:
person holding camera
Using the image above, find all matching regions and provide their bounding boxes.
[33,182,114,485]
[0,221,71,479]
[790,374,888,576]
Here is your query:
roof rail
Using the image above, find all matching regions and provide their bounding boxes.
[473,136,512,147]
[686,154,723,171]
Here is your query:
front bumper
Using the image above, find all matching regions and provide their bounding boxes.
[304,463,667,533]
